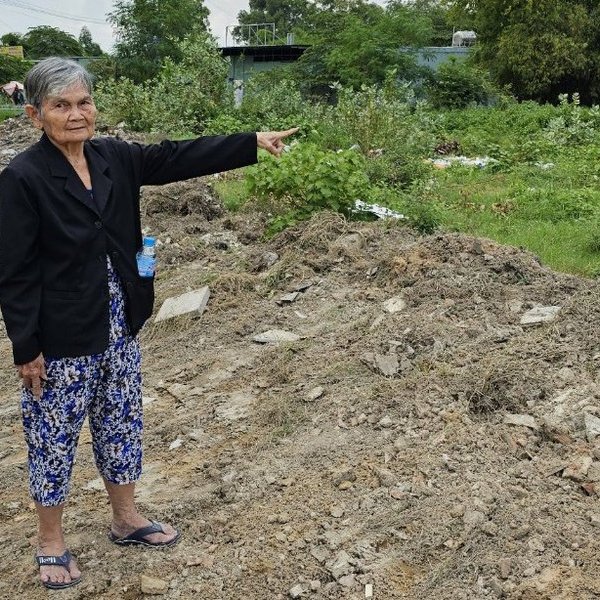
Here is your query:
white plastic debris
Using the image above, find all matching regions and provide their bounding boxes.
[429,155,498,169]
[353,200,406,220]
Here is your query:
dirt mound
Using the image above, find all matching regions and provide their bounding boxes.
[1,119,600,600]
[0,114,40,168]
[143,181,224,220]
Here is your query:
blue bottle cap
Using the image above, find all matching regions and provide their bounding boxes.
[143,236,156,247]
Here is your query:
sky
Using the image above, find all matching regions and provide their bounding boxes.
[0,0,252,50]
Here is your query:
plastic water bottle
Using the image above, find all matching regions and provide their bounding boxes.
[137,236,156,277]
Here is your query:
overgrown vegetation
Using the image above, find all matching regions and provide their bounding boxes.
[94,33,228,135]
[3,0,600,276]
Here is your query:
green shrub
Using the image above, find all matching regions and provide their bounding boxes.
[246,142,370,230]
[203,111,249,135]
[310,82,438,188]
[543,93,600,146]
[0,56,33,86]
[426,59,494,109]
[238,72,321,133]
[94,76,151,130]
[87,57,117,85]
[94,33,229,135]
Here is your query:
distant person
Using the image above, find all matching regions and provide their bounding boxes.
[11,86,24,105]
[0,56,297,590]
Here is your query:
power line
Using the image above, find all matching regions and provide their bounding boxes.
[0,0,107,25]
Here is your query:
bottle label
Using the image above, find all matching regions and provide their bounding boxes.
[137,253,155,277]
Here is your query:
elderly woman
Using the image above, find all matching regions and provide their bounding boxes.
[0,57,296,590]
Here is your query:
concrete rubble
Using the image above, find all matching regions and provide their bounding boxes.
[155,286,210,322]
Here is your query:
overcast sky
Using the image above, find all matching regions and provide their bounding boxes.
[0,0,252,50]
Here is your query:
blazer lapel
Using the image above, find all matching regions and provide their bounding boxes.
[39,133,112,216]
[85,144,112,214]
[64,173,99,216]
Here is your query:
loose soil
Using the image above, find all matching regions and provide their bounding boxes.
[1,116,600,599]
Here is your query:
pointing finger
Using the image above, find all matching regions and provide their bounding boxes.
[276,127,299,139]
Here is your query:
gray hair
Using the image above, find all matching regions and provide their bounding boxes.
[24,57,93,110]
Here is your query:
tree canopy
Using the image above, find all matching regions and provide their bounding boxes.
[236,0,316,43]
[293,1,435,90]
[20,26,84,59]
[79,27,104,57]
[448,0,600,102]
[109,0,210,82]
[1,33,22,47]
[0,26,104,60]
[236,0,442,90]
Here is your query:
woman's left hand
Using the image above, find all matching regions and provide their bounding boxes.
[257,128,299,157]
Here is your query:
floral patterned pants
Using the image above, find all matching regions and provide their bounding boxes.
[21,258,143,506]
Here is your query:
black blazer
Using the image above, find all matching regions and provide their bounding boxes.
[0,132,257,364]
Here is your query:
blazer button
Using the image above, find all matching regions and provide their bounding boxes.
[95,220,102,229]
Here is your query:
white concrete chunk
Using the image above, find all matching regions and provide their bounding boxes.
[169,438,183,450]
[520,305,561,325]
[383,296,407,313]
[155,287,210,323]
[503,413,539,430]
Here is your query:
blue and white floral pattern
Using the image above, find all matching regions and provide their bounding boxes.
[21,257,143,506]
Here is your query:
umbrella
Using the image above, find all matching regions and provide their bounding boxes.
[1,81,24,96]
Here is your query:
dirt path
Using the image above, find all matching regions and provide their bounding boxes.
[1,117,600,599]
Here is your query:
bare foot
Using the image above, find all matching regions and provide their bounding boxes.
[111,515,179,545]
[37,541,81,588]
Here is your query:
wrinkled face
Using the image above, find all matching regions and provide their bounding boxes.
[26,82,96,147]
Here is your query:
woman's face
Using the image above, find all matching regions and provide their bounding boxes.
[27,82,97,148]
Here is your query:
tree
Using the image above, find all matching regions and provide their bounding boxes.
[79,27,103,57]
[94,31,228,134]
[1,32,22,47]
[293,1,433,91]
[448,0,598,102]
[0,55,33,87]
[109,0,210,82]
[236,0,316,43]
[21,26,83,59]
[400,0,454,46]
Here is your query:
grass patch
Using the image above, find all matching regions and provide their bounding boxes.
[213,178,250,211]
[0,107,21,122]
[424,125,600,277]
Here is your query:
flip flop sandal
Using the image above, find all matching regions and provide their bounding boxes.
[36,549,81,590]
[108,520,181,547]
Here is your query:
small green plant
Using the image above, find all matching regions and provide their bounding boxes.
[543,93,600,146]
[246,142,370,232]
